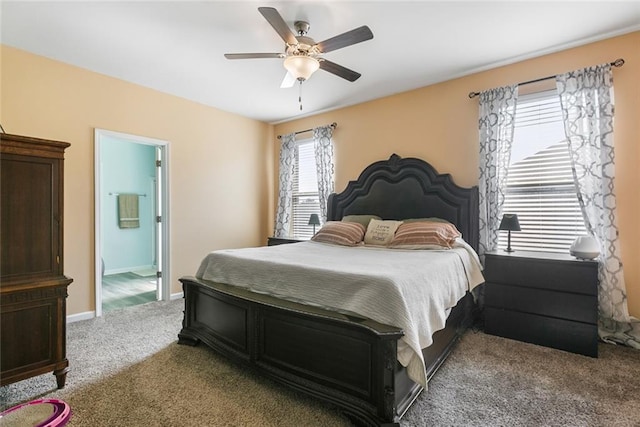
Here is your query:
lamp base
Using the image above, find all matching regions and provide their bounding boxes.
[504,231,515,252]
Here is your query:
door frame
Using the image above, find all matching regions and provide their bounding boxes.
[94,128,171,317]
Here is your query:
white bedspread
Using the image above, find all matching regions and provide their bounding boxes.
[195,239,484,387]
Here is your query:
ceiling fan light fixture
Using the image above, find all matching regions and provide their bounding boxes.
[283,55,319,81]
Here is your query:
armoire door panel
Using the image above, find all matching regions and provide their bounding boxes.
[1,155,59,279]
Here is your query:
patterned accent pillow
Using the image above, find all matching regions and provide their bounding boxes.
[389,221,461,249]
[363,219,403,246]
[311,221,366,246]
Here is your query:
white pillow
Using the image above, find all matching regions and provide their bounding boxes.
[364,219,403,246]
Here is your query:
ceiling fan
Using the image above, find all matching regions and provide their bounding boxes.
[224,7,374,88]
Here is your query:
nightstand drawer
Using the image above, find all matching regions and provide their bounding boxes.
[485,283,597,324]
[484,253,597,295]
[485,307,598,357]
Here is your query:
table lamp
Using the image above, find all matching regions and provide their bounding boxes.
[499,213,521,252]
[308,214,320,234]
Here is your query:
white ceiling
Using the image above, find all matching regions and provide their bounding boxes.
[2,1,639,124]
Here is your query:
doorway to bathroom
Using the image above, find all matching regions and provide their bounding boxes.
[94,129,170,316]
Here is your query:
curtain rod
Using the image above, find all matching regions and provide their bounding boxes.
[468,58,625,99]
[277,122,337,140]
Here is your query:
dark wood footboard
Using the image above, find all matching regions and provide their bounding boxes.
[178,276,476,426]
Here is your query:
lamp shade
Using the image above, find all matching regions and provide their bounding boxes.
[308,214,320,226]
[284,55,320,81]
[499,214,521,231]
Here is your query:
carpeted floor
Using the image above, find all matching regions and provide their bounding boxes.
[1,299,639,426]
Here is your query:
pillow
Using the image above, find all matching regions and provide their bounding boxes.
[363,219,403,246]
[342,214,381,228]
[311,221,366,246]
[389,221,461,249]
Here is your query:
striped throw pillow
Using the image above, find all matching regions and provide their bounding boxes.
[389,221,461,249]
[311,221,366,246]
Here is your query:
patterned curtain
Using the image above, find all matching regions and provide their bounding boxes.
[312,125,335,223]
[478,85,518,259]
[556,64,639,348]
[273,133,296,238]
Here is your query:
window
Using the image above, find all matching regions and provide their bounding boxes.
[290,139,321,240]
[500,89,587,253]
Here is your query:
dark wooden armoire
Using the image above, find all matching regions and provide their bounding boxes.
[1,133,73,388]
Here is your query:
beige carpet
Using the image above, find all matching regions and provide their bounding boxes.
[53,344,348,426]
[1,299,639,426]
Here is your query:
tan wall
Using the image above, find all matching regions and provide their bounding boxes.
[274,32,640,317]
[1,45,274,316]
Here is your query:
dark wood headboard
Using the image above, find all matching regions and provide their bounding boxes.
[327,154,479,251]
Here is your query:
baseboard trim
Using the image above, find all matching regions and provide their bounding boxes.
[170,292,184,300]
[67,311,95,323]
[104,264,155,276]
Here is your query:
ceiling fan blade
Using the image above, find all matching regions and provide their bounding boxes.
[280,72,296,88]
[316,26,373,53]
[224,53,284,60]
[258,7,298,45]
[319,59,361,82]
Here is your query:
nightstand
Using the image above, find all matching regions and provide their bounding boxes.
[267,237,304,246]
[484,250,598,357]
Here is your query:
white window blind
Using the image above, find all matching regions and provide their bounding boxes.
[291,140,321,240]
[501,89,587,253]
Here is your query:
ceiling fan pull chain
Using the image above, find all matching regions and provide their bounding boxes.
[299,80,303,111]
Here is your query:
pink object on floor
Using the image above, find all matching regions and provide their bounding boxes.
[0,398,71,427]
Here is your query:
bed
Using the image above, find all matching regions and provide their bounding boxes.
[178,153,481,426]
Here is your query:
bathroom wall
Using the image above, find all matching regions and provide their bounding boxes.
[101,136,157,274]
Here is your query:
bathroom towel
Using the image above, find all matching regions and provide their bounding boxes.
[118,194,139,228]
